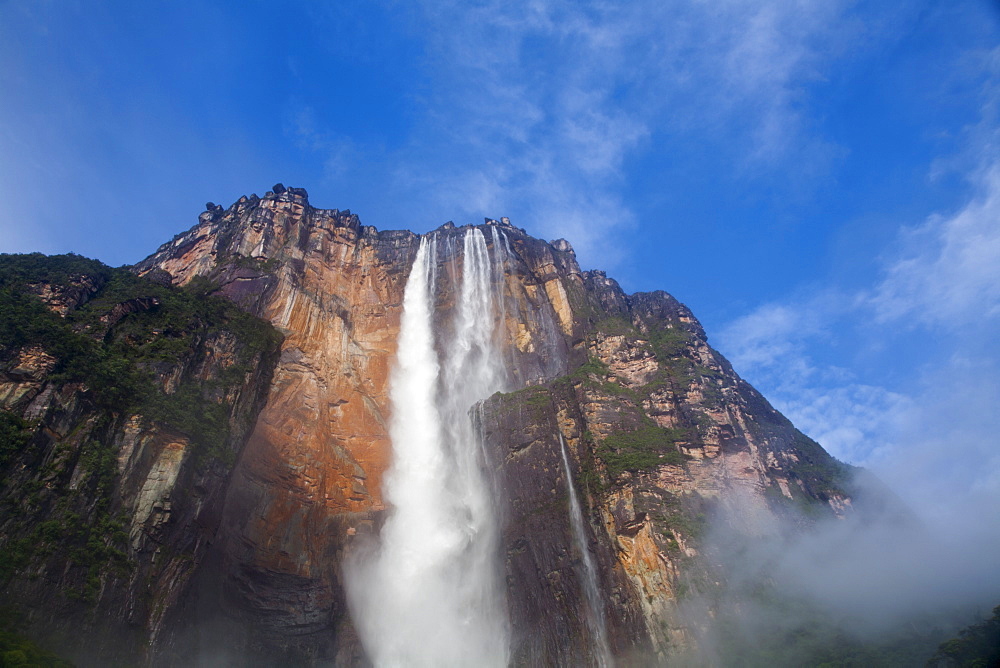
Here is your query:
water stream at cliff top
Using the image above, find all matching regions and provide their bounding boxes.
[346,229,509,667]
[560,433,613,667]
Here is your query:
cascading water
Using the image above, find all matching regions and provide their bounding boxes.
[346,229,509,667]
[560,433,613,667]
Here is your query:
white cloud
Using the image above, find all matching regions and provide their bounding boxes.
[718,155,1000,522]
[719,303,815,374]
[673,0,853,165]
[869,166,1000,326]
[295,0,878,266]
[712,163,1000,635]
[774,384,910,465]
[286,104,366,183]
[718,292,910,465]
[879,354,1000,517]
[718,290,856,387]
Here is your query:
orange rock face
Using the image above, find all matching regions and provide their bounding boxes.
[145,195,404,512]
[138,192,421,653]
[137,191,589,657]
[137,189,856,663]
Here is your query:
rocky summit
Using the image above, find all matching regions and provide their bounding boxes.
[1,185,861,666]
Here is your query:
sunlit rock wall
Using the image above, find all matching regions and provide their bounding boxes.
[131,186,855,664]
[135,189,590,662]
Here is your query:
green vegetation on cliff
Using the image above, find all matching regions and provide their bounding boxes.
[0,253,282,600]
[0,608,72,667]
[928,605,1000,667]
[0,634,72,667]
[786,431,855,498]
[597,425,689,477]
[0,412,33,470]
[0,253,281,461]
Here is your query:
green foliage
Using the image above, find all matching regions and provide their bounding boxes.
[63,510,131,603]
[596,377,635,398]
[0,253,109,290]
[928,605,1000,667]
[575,453,603,497]
[651,492,707,544]
[787,431,853,496]
[593,317,635,335]
[0,609,73,667]
[647,325,690,358]
[500,385,555,423]
[597,425,690,477]
[524,390,551,408]
[1,436,132,594]
[0,412,33,469]
[0,538,32,581]
[219,253,281,275]
[0,253,281,594]
[570,356,609,380]
[4,501,130,596]
[564,318,707,405]
[0,253,281,464]
[563,356,649,404]
[572,319,708,401]
[144,386,235,465]
[0,638,72,667]
[0,292,89,374]
[0,255,111,382]
[0,263,146,410]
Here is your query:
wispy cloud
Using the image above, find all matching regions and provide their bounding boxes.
[706,47,1000,631]
[719,299,830,384]
[715,141,1000,641]
[719,26,1000,485]
[870,44,1000,328]
[372,0,649,261]
[295,0,877,266]
[650,0,858,166]
[869,166,1000,326]
[719,153,1000,520]
[718,291,911,466]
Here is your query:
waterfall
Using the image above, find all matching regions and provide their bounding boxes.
[489,226,508,329]
[559,433,613,667]
[346,229,509,667]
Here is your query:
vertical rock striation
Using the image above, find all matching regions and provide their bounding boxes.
[2,186,859,665]
[133,190,588,663]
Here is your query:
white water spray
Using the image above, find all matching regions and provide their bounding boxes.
[559,433,613,666]
[346,230,509,667]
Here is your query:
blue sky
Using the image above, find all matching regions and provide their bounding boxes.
[2,0,999,521]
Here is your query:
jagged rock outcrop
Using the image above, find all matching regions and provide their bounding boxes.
[2,187,857,665]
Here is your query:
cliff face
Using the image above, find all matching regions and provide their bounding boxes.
[480,282,854,663]
[1,186,856,665]
[0,254,281,665]
[133,188,590,663]
[130,186,854,665]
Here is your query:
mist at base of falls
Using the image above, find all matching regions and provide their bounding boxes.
[344,229,510,667]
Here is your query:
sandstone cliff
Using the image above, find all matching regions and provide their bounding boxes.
[131,186,854,665]
[1,186,858,666]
